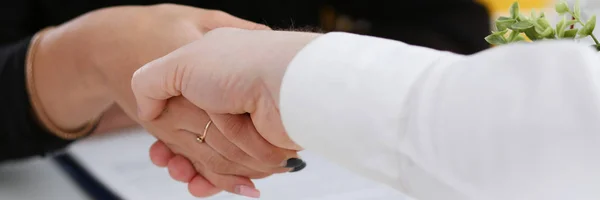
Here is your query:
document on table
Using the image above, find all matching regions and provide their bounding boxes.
[67,128,412,200]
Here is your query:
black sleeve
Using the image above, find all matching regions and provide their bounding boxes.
[0,36,73,163]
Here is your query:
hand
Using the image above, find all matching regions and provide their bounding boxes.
[134,28,320,196]
[38,4,279,198]
[133,28,321,149]
[145,97,302,198]
[34,3,267,131]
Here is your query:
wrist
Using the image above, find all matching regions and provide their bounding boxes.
[260,31,321,107]
[32,27,113,130]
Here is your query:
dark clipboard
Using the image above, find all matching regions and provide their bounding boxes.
[53,153,122,200]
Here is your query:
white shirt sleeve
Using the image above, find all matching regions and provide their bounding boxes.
[279,32,600,200]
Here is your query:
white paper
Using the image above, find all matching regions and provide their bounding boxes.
[67,128,411,200]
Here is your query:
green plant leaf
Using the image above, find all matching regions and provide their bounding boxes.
[498,16,512,21]
[540,27,553,37]
[574,0,581,18]
[510,1,520,19]
[540,12,546,18]
[508,30,521,42]
[531,9,537,19]
[539,27,555,38]
[556,16,567,38]
[491,29,509,36]
[537,17,551,29]
[485,34,507,45]
[518,14,529,21]
[496,18,517,31]
[555,1,570,14]
[564,28,579,38]
[524,27,541,40]
[511,20,534,30]
[579,15,597,36]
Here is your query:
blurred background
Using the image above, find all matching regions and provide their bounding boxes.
[0,0,562,200]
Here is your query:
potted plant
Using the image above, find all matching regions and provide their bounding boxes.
[485,0,599,51]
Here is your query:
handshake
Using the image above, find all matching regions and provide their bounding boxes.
[33,3,600,200]
[31,3,322,199]
[131,28,320,198]
[99,4,321,199]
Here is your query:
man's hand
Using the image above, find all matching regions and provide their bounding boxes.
[133,28,321,149]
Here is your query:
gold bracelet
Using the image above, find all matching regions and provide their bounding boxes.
[25,27,102,140]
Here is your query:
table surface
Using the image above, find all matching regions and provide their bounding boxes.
[0,157,90,200]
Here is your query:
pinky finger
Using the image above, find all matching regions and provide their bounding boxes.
[167,155,197,183]
[192,161,261,198]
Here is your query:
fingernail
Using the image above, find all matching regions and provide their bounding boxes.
[283,158,304,168]
[290,162,307,173]
[234,185,261,198]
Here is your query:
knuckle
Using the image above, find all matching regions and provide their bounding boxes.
[219,116,245,138]
[221,146,249,163]
[152,3,178,10]
[206,10,229,19]
[204,155,233,174]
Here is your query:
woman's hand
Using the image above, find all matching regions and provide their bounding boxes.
[133,28,321,195]
[35,4,279,198]
[143,96,302,198]
[133,28,321,149]
[34,4,267,130]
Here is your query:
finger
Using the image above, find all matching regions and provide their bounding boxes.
[167,155,197,183]
[192,161,261,198]
[177,129,268,178]
[181,111,286,174]
[188,175,222,198]
[149,140,175,167]
[131,58,181,121]
[210,113,305,171]
[204,120,288,175]
[155,98,266,177]
[252,97,303,150]
[202,10,271,31]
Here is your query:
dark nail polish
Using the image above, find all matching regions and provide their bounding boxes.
[284,158,304,168]
[290,162,307,173]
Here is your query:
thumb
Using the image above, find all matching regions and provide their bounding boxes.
[251,97,303,151]
[131,58,182,121]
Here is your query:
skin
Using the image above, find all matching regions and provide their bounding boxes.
[31,4,293,198]
[131,28,322,196]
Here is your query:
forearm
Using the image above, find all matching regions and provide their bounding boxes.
[280,32,463,195]
[32,27,114,131]
[281,32,600,199]
[0,37,74,162]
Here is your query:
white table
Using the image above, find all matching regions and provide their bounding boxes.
[0,129,411,200]
[0,157,90,200]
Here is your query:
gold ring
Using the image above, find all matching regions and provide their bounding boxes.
[197,120,212,143]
